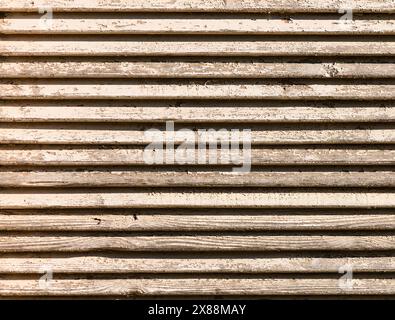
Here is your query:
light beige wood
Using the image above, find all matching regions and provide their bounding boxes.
[1,125,394,144]
[1,0,393,13]
[0,191,394,209]
[1,278,395,296]
[0,214,393,231]
[0,147,393,166]
[2,15,395,35]
[1,39,394,56]
[0,255,393,273]
[1,82,394,100]
[1,101,394,123]
[0,235,393,251]
[2,60,394,78]
[1,170,394,188]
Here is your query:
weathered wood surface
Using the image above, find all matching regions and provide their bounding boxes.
[0,255,393,273]
[0,278,395,296]
[1,0,393,13]
[2,15,395,35]
[0,214,393,231]
[0,235,393,252]
[1,39,394,56]
[1,124,394,144]
[2,82,394,99]
[1,170,394,187]
[1,0,394,299]
[0,190,394,209]
[2,60,394,78]
[0,147,393,165]
[1,101,394,123]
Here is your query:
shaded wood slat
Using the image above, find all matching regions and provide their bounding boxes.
[0,214,393,231]
[1,0,393,13]
[1,83,395,100]
[1,40,394,56]
[0,147,393,166]
[1,101,394,123]
[0,255,393,273]
[2,60,395,78]
[1,125,394,144]
[0,190,394,209]
[2,170,394,188]
[2,15,395,35]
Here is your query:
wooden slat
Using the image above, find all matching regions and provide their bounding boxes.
[1,0,393,13]
[1,125,394,144]
[0,190,394,208]
[1,278,394,296]
[2,15,395,35]
[0,255,393,273]
[2,60,395,78]
[1,82,394,100]
[0,214,393,231]
[1,39,394,56]
[1,170,394,188]
[1,101,394,123]
[0,235,393,252]
[0,147,393,166]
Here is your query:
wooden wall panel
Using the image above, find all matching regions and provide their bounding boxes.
[0,0,394,298]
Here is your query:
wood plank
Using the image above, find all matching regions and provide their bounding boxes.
[0,235,393,252]
[1,0,393,13]
[1,39,394,56]
[1,170,394,188]
[0,190,394,208]
[2,60,395,78]
[0,255,393,273]
[0,147,393,166]
[1,101,394,123]
[1,82,394,99]
[0,214,393,231]
[1,125,394,144]
[2,15,395,35]
[1,278,394,296]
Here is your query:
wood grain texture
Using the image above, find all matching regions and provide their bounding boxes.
[0,255,393,273]
[2,60,394,78]
[1,170,394,188]
[0,214,393,231]
[2,15,395,35]
[0,235,393,252]
[1,124,394,144]
[1,0,393,13]
[0,190,394,209]
[1,101,394,123]
[0,147,393,166]
[1,82,394,100]
[1,39,394,56]
[0,278,394,296]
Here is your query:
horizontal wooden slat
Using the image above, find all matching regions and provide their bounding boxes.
[0,235,394,252]
[1,170,394,188]
[2,15,395,35]
[1,101,394,123]
[0,147,393,166]
[2,60,395,78]
[1,0,393,13]
[1,125,394,144]
[1,278,395,296]
[1,82,394,99]
[1,39,394,56]
[1,255,393,273]
[0,191,394,208]
[0,214,393,231]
